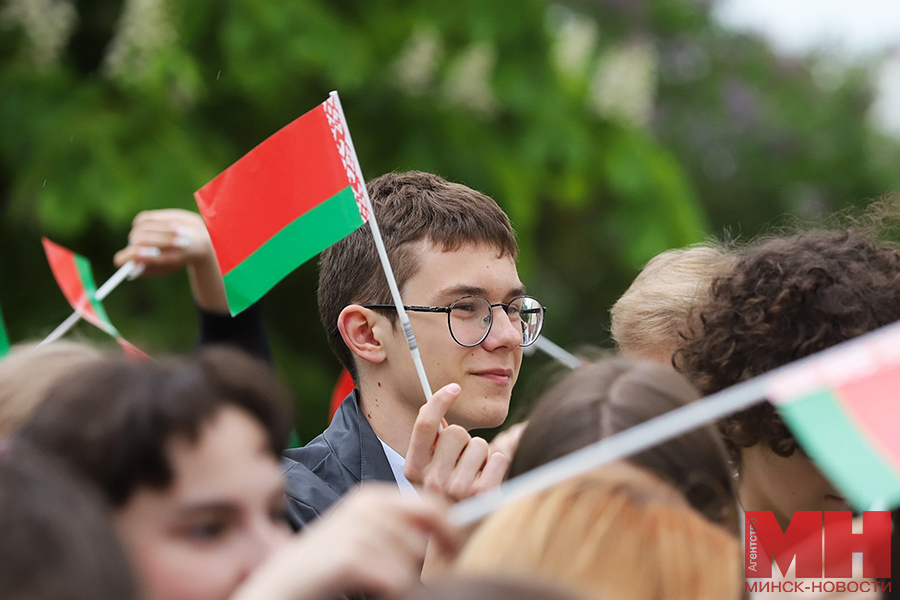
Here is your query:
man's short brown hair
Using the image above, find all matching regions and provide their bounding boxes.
[318,171,519,380]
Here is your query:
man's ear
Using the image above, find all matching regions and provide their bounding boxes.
[337,305,388,365]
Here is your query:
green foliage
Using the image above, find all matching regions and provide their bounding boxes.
[1,0,897,438]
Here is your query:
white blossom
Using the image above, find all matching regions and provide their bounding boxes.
[103,0,177,82]
[0,0,77,69]
[551,13,598,79]
[393,26,443,94]
[443,42,499,117]
[589,39,659,128]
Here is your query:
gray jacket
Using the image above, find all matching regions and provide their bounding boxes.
[282,390,396,529]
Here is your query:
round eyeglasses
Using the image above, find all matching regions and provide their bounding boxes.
[363,295,546,348]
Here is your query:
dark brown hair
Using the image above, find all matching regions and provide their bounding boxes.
[17,346,292,506]
[0,445,137,600]
[509,358,738,533]
[676,229,900,460]
[318,171,518,380]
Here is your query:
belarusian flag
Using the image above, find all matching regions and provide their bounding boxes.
[42,238,147,359]
[0,301,10,358]
[329,368,355,421]
[195,91,369,315]
[767,324,900,510]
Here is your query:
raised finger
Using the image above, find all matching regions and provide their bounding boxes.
[404,383,460,478]
[128,228,178,247]
[420,425,469,493]
[472,451,510,495]
[132,209,192,225]
[446,436,490,500]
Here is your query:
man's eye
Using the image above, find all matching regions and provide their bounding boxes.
[452,302,479,314]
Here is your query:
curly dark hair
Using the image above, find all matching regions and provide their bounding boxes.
[676,228,900,461]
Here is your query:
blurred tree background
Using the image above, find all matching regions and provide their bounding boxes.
[2,0,899,439]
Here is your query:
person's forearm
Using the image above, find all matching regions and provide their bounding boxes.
[188,254,229,314]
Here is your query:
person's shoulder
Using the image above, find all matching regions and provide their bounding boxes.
[280,455,341,529]
[284,430,331,466]
[281,419,361,510]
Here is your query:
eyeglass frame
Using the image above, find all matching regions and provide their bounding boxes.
[361,295,547,348]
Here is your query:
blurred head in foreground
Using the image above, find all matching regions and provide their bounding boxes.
[0,444,137,600]
[17,346,293,600]
[455,464,742,600]
[611,243,735,365]
[0,340,103,436]
[510,358,738,533]
[676,228,900,527]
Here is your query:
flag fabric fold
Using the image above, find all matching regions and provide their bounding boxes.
[767,322,900,510]
[195,92,369,315]
[42,238,147,359]
[330,368,355,421]
[0,301,10,358]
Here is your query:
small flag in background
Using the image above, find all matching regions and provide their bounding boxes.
[330,368,355,421]
[0,301,10,358]
[196,92,369,316]
[767,324,900,510]
[42,238,147,359]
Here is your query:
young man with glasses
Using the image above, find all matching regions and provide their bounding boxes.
[113,171,544,528]
[283,170,545,526]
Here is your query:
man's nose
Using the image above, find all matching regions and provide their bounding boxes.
[482,306,523,349]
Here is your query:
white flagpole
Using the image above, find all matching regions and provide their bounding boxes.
[452,316,900,525]
[40,260,141,345]
[532,336,584,370]
[330,92,433,400]
[452,375,768,525]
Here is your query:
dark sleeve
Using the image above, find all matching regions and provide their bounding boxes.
[196,301,271,362]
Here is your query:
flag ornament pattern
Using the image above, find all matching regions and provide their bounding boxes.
[195,92,369,316]
[767,321,900,510]
[323,95,369,222]
[42,238,147,359]
[0,301,10,358]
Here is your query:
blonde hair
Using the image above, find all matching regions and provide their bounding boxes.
[610,244,735,362]
[454,465,742,600]
[0,341,103,436]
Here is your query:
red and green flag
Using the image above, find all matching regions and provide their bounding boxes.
[0,300,10,358]
[330,368,355,421]
[767,325,900,510]
[195,91,369,315]
[42,238,147,359]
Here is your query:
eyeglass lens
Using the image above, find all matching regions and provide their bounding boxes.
[448,296,543,347]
